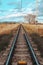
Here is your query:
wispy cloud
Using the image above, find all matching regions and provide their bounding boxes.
[0,0,43,22]
[0,12,27,20]
[0,0,36,21]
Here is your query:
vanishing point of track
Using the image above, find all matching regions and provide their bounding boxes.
[0,24,43,65]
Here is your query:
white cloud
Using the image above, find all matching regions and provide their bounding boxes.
[0,0,43,23]
[0,4,34,20]
[8,9,18,12]
[37,0,41,3]
[37,16,43,19]
[0,7,33,20]
[0,0,36,20]
[0,16,4,19]
[0,12,27,20]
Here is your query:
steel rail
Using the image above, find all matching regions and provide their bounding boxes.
[4,25,21,65]
[22,25,40,65]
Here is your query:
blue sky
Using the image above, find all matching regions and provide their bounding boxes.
[0,0,43,23]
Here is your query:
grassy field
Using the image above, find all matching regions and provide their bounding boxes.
[0,23,19,35]
[23,23,43,36]
[0,23,19,52]
[23,23,43,57]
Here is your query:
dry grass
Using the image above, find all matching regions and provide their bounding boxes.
[0,23,19,52]
[23,23,43,36]
[23,23,43,57]
[0,23,19,35]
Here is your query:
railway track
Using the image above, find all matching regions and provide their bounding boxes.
[0,25,43,65]
[0,26,19,65]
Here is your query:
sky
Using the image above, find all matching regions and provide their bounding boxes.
[0,0,43,23]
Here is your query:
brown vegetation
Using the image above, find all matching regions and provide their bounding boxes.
[0,23,19,35]
[23,24,43,36]
[0,23,19,52]
[23,23,43,57]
